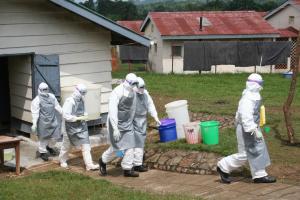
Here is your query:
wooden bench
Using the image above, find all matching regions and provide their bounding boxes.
[0,136,22,175]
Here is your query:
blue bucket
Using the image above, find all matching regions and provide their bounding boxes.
[283,72,293,79]
[158,118,177,142]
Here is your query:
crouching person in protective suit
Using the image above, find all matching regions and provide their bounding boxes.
[59,84,99,171]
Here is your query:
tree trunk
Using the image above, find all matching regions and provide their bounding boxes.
[283,34,300,144]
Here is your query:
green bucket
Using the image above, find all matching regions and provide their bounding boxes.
[200,121,220,145]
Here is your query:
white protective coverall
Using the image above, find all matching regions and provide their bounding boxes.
[217,73,271,179]
[31,82,62,155]
[133,77,160,167]
[101,73,139,170]
[59,84,99,171]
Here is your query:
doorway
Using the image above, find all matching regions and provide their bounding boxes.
[0,57,11,133]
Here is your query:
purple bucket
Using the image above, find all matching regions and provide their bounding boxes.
[158,118,177,142]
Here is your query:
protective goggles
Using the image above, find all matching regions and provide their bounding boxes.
[40,88,49,93]
[76,87,87,96]
[247,79,264,86]
[126,79,138,87]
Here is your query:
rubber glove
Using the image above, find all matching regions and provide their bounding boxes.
[154,116,161,126]
[76,115,88,121]
[252,128,263,140]
[113,129,121,142]
[31,124,37,133]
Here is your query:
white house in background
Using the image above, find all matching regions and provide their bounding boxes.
[0,0,149,135]
[264,0,299,70]
[139,11,286,74]
[264,0,300,30]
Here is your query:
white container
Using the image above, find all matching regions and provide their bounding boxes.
[165,100,190,139]
[61,83,101,120]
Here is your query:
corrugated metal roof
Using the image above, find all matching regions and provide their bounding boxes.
[117,20,144,35]
[49,0,150,46]
[278,27,299,38]
[146,11,279,38]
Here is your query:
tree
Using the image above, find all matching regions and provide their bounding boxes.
[283,34,300,144]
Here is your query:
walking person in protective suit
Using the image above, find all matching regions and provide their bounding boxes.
[31,82,62,161]
[132,77,160,172]
[59,84,99,171]
[99,73,140,177]
[217,73,276,184]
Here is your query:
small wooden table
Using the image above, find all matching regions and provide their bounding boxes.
[0,136,22,175]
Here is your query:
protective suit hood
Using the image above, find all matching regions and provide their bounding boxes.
[242,73,263,101]
[137,77,145,94]
[72,84,87,101]
[38,82,49,97]
[123,73,138,92]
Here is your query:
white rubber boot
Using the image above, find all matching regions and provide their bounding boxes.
[82,144,99,171]
[59,144,69,169]
[59,132,70,169]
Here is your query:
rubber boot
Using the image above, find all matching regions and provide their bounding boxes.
[133,165,148,172]
[99,157,107,176]
[124,169,139,177]
[46,146,59,156]
[82,144,99,171]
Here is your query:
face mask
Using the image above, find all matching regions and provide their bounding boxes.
[137,87,144,94]
[132,86,138,93]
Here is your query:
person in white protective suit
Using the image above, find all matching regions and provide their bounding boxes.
[99,73,140,177]
[58,84,99,171]
[217,73,276,184]
[31,82,62,161]
[132,77,160,172]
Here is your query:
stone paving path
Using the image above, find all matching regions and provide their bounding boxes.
[25,147,300,200]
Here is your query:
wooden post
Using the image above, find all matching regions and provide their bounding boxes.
[171,44,174,74]
[283,32,300,144]
[0,149,4,166]
[15,143,20,175]
[128,60,132,72]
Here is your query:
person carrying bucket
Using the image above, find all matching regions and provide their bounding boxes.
[132,77,160,172]
[99,73,140,177]
[217,73,276,184]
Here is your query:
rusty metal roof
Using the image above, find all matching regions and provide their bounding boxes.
[278,27,299,38]
[142,11,279,39]
[117,20,144,35]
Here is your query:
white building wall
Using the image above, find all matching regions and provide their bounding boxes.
[0,0,112,122]
[144,20,163,73]
[266,5,300,29]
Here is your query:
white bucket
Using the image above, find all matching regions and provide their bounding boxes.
[165,100,190,139]
[183,121,201,144]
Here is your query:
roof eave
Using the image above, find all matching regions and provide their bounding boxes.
[140,15,151,32]
[49,0,150,47]
[264,1,291,19]
[161,34,280,40]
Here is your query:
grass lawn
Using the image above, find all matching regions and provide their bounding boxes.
[113,69,300,168]
[0,171,200,200]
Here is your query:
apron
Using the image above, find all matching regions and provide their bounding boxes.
[133,93,148,148]
[37,94,60,140]
[109,89,136,151]
[240,99,271,172]
[65,98,90,146]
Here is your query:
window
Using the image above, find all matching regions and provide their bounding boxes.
[151,24,154,32]
[172,46,182,57]
[154,43,157,53]
[289,16,295,25]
